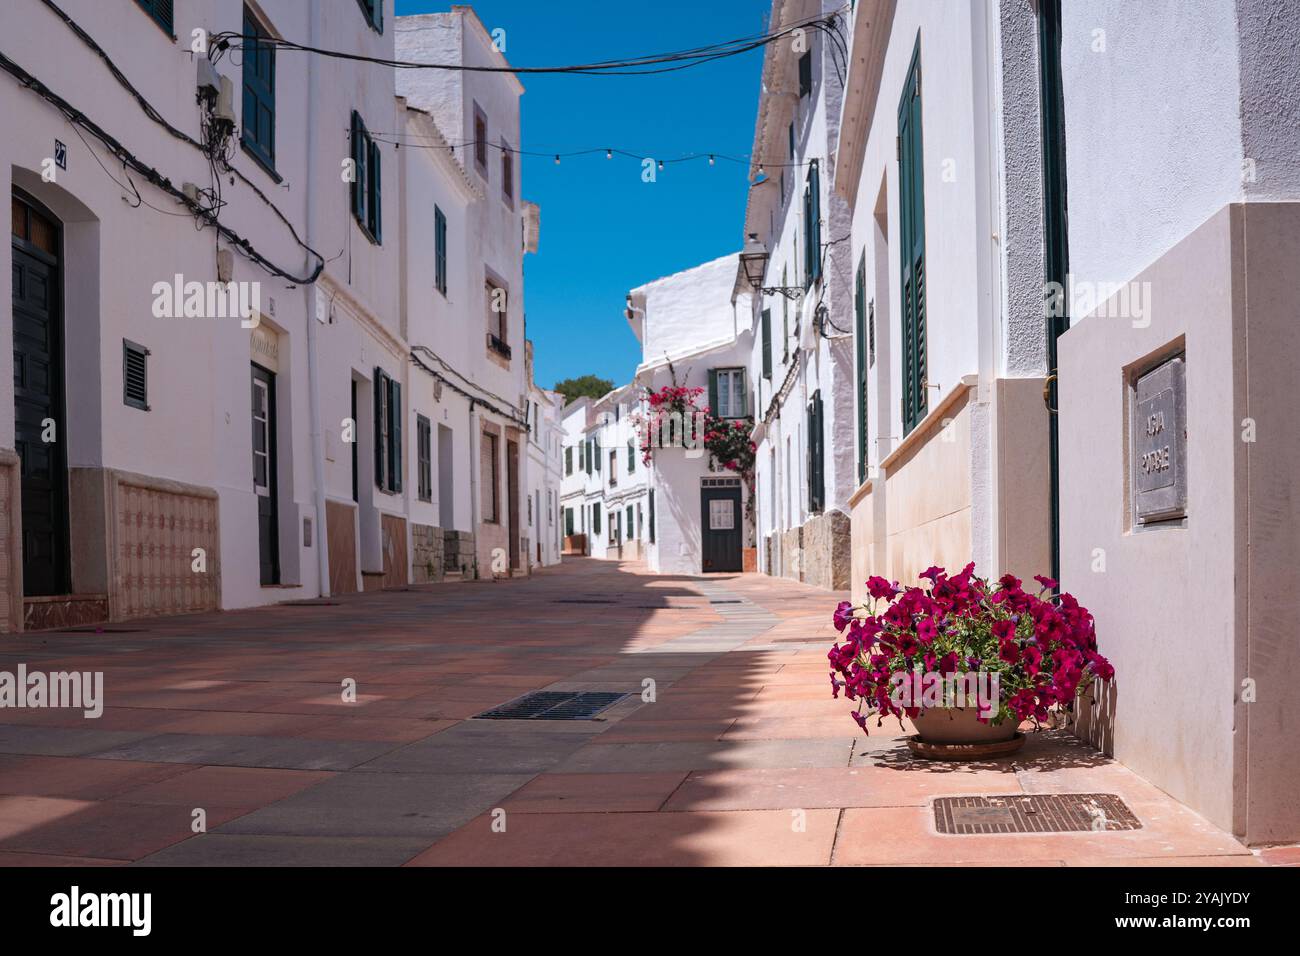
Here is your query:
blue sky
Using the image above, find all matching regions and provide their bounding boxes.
[394,0,768,390]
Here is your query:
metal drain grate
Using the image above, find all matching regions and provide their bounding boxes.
[475,690,628,721]
[552,598,616,605]
[933,793,1141,834]
[709,599,743,604]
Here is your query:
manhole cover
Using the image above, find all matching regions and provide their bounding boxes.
[934,794,1140,834]
[475,690,628,721]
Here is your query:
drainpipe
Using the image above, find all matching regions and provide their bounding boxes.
[468,401,480,578]
[303,3,330,596]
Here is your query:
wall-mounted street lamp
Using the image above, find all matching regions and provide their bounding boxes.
[740,235,805,301]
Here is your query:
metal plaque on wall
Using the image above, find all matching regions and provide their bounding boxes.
[1132,355,1187,524]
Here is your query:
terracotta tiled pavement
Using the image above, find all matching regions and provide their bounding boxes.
[0,558,1290,866]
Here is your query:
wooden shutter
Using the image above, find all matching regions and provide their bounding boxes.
[707,369,719,417]
[369,138,383,243]
[855,254,868,483]
[898,39,927,434]
[373,367,387,489]
[123,340,150,410]
[434,206,447,293]
[649,489,656,543]
[351,112,367,224]
[798,51,812,97]
[389,376,401,493]
[808,390,824,512]
[806,160,822,285]
[761,309,772,379]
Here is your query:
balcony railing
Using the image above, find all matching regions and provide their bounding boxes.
[487,332,512,360]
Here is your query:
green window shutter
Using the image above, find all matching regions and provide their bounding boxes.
[434,206,447,293]
[594,439,601,471]
[369,138,383,244]
[351,112,366,224]
[854,253,868,483]
[626,505,633,538]
[373,367,386,489]
[707,369,719,417]
[807,160,822,285]
[898,38,927,435]
[593,503,601,534]
[649,489,656,543]
[389,377,401,493]
[761,309,772,379]
[807,391,825,512]
[627,441,635,472]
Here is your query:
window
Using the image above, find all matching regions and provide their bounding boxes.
[434,206,447,294]
[135,0,174,35]
[486,278,510,358]
[501,142,514,202]
[547,490,553,525]
[565,507,574,536]
[709,368,748,420]
[808,390,825,513]
[609,510,619,545]
[803,160,822,288]
[898,38,928,434]
[788,122,796,159]
[798,50,812,98]
[627,441,635,473]
[854,253,868,483]
[592,502,602,535]
[417,414,432,502]
[372,368,402,493]
[351,112,382,243]
[609,450,618,485]
[565,446,573,475]
[356,0,382,32]
[473,104,488,176]
[482,431,499,522]
[241,7,276,173]
[761,308,772,379]
[593,439,602,472]
[123,340,150,411]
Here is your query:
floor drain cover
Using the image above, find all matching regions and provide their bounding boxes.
[552,598,616,605]
[475,690,628,720]
[709,599,743,604]
[933,794,1140,834]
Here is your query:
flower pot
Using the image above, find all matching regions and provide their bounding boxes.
[911,706,1017,744]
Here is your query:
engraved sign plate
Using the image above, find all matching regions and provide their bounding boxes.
[950,806,1016,827]
[1133,356,1186,524]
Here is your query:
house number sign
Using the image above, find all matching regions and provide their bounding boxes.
[1132,355,1186,524]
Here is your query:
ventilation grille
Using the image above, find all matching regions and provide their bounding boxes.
[933,794,1140,835]
[475,690,627,721]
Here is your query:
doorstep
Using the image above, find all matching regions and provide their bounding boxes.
[23,593,110,631]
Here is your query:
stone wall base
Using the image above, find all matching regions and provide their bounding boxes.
[443,530,476,577]
[412,523,443,583]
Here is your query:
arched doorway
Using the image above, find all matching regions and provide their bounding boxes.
[11,189,69,596]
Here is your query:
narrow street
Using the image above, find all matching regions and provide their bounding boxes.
[0,561,1280,867]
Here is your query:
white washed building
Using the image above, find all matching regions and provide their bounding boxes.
[523,343,564,570]
[834,0,1053,607]
[627,253,755,576]
[396,7,537,581]
[738,0,855,593]
[1051,0,1300,846]
[0,0,544,630]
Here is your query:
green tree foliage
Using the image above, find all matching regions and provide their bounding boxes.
[554,374,614,405]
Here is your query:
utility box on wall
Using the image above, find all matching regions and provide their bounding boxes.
[1131,355,1187,525]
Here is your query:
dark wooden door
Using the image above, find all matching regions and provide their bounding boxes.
[251,362,279,585]
[11,194,69,596]
[506,439,520,570]
[700,483,742,573]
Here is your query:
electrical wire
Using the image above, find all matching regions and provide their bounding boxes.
[209,8,851,78]
[409,346,529,427]
[373,131,818,171]
[34,0,324,281]
[0,50,321,285]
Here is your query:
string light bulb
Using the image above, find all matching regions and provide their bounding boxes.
[708,154,715,165]
[657,159,664,171]
[554,154,561,165]
[606,149,613,159]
